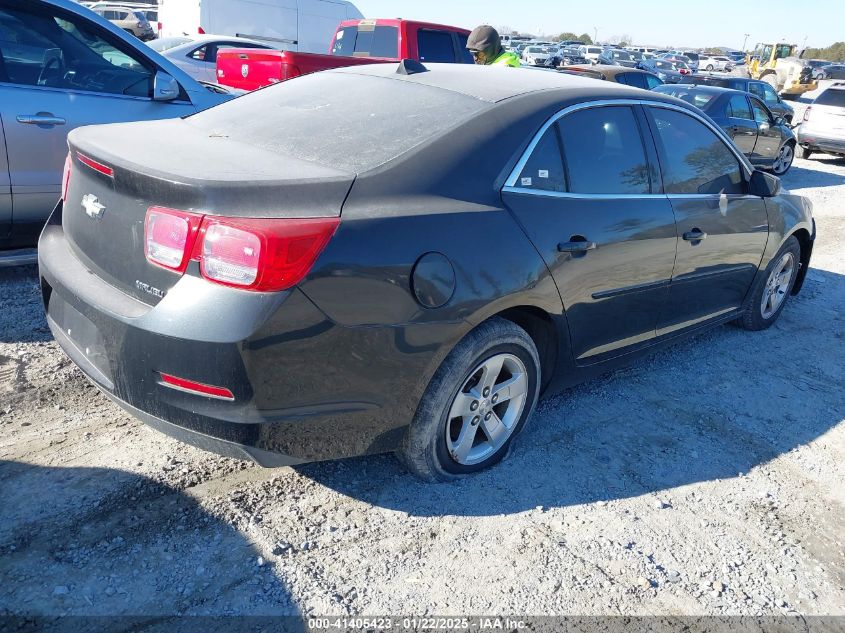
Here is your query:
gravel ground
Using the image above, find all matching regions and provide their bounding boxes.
[1,87,843,619]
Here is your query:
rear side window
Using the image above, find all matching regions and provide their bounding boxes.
[331,25,398,58]
[647,107,744,195]
[516,127,566,193]
[815,88,845,107]
[418,30,456,63]
[558,106,650,195]
[619,72,647,89]
[748,82,766,100]
[728,95,752,120]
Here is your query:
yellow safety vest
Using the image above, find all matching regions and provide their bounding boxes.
[490,51,521,67]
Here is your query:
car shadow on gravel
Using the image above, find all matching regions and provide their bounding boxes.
[300,267,845,517]
[0,265,52,344]
[0,460,302,623]
[783,165,845,189]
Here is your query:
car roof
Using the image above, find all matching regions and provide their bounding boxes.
[657,84,736,95]
[329,62,673,104]
[565,64,655,79]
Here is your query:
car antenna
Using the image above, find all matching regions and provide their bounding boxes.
[396,59,428,75]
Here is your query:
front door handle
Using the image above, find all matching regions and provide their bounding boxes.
[558,240,597,253]
[17,114,66,126]
[683,229,708,242]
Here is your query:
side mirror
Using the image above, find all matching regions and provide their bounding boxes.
[153,71,180,101]
[749,169,781,198]
[759,121,770,133]
[773,116,785,127]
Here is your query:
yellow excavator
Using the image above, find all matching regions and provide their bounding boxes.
[747,43,817,99]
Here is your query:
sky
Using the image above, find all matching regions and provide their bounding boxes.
[353,0,842,50]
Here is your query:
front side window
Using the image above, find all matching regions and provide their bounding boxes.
[417,30,456,63]
[761,84,779,105]
[647,107,744,195]
[728,94,752,120]
[619,72,647,89]
[750,98,772,124]
[0,6,152,96]
[558,106,650,195]
[516,127,566,193]
[748,82,765,99]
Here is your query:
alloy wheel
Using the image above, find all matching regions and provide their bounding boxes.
[445,353,528,466]
[760,252,795,319]
[773,144,794,175]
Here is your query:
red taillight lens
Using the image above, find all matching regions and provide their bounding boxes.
[803,106,812,122]
[198,26,205,34]
[143,207,338,291]
[197,217,339,291]
[159,372,234,400]
[144,207,203,273]
[61,153,72,203]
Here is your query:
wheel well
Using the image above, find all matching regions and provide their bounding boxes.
[496,306,558,392]
[790,228,813,295]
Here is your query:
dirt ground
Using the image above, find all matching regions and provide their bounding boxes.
[1,88,843,620]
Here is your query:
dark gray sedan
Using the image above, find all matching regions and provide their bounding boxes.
[653,84,797,175]
[40,63,814,480]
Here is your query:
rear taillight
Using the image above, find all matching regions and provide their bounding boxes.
[144,207,204,273]
[280,62,302,81]
[198,26,205,34]
[143,208,339,292]
[803,106,812,122]
[61,153,72,203]
[197,217,340,291]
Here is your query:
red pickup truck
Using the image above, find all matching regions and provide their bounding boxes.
[216,18,473,91]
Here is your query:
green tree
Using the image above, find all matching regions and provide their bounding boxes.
[558,31,581,42]
[804,41,845,61]
[578,33,593,45]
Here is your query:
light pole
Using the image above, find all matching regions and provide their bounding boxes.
[742,33,750,51]
[594,26,599,44]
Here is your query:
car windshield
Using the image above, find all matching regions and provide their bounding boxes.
[653,60,674,70]
[148,36,192,52]
[527,47,543,53]
[655,88,717,109]
[815,88,845,107]
[612,51,632,60]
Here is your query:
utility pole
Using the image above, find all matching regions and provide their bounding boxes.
[594,26,598,44]
[742,33,750,51]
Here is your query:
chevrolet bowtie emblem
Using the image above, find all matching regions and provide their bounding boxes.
[81,193,105,220]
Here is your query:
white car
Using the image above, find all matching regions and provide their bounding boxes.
[797,83,845,159]
[698,55,733,72]
[150,35,273,83]
[578,45,603,64]
[522,46,550,66]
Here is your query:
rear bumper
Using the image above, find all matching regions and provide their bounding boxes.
[38,203,441,466]
[797,127,845,154]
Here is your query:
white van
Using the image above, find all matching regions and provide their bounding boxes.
[157,0,364,53]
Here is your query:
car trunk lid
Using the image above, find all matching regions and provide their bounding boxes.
[63,119,354,305]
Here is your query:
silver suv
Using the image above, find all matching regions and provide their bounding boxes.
[0,0,234,265]
[797,83,845,160]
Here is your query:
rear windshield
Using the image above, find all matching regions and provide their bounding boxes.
[186,72,488,172]
[815,88,845,107]
[331,25,398,58]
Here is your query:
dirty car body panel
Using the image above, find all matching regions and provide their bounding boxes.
[39,64,814,467]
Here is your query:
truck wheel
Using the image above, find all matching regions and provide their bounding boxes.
[800,147,813,160]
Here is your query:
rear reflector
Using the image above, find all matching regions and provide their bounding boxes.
[144,207,204,273]
[61,153,72,203]
[77,152,114,178]
[159,373,235,400]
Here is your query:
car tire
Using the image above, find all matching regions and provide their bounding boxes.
[736,236,801,331]
[397,317,541,482]
[706,64,714,71]
[772,142,795,175]
[800,146,813,160]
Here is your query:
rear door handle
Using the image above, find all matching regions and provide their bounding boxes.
[683,229,708,241]
[17,114,66,126]
[558,240,597,253]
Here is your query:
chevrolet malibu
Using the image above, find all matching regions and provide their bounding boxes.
[39,63,815,481]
